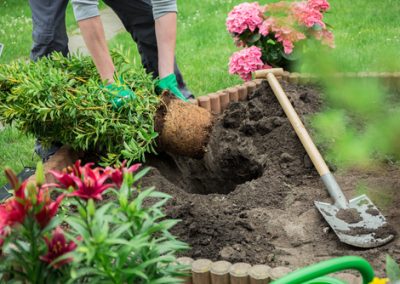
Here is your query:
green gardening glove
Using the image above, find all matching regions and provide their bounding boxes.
[103,77,136,109]
[156,73,189,102]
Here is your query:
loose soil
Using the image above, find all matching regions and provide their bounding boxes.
[142,80,400,274]
[336,208,363,224]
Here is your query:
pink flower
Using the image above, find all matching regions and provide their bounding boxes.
[229,46,264,81]
[105,161,141,188]
[0,179,30,232]
[273,27,306,54]
[49,160,92,190]
[226,2,264,34]
[40,227,77,268]
[292,1,325,28]
[35,189,65,229]
[70,166,113,200]
[307,0,330,12]
[50,160,113,200]
[259,18,275,36]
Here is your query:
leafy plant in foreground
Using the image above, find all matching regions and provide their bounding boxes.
[0,161,188,283]
[0,48,160,165]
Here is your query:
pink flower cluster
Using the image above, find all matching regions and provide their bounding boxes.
[50,160,141,200]
[292,1,325,28]
[259,18,306,54]
[229,46,265,81]
[307,0,330,12]
[226,0,333,80]
[226,2,264,34]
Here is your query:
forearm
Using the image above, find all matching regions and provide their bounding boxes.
[78,16,115,82]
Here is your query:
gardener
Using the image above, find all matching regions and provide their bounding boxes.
[71,0,189,102]
[29,0,193,160]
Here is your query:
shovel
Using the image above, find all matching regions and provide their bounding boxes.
[261,71,394,248]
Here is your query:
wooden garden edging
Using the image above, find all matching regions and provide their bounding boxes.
[176,257,294,284]
[176,257,362,284]
[193,69,400,114]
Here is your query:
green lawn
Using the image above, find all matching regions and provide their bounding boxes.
[110,0,400,95]
[0,1,110,185]
[0,0,78,185]
[0,0,78,64]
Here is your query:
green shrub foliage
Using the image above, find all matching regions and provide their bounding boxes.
[0,48,160,165]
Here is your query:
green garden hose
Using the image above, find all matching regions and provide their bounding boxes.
[271,256,375,284]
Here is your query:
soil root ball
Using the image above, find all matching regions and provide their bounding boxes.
[157,97,214,158]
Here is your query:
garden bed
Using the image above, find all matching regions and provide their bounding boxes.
[142,79,400,274]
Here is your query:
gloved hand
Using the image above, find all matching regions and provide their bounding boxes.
[156,73,189,102]
[103,77,136,109]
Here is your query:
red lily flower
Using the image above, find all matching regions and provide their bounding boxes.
[35,188,65,229]
[40,227,77,268]
[49,169,76,189]
[0,198,27,228]
[0,179,30,232]
[105,161,141,188]
[70,166,113,200]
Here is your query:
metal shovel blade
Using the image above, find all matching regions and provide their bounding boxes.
[315,194,395,248]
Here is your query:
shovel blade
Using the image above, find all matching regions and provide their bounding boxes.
[315,194,395,248]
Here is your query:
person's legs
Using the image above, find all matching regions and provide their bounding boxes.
[104,0,193,98]
[29,0,69,160]
[29,0,69,61]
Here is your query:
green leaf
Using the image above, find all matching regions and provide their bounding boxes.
[247,33,261,43]
[133,167,151,183]
[386,255,400,283]
[66,216,91,240]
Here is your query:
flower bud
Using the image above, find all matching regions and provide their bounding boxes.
[87,199,95,217]
[78,205,87,219]
[35,161,45,187]
[27,182,37,205]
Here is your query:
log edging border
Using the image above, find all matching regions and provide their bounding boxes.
[176,257,361,284]
[177,257,289,284]
[193,71,400,114]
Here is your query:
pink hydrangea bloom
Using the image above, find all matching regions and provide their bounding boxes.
[226,2,264,34]
[229,46,264,81]
[307,0,330,12]
[259,18,275,36]
[292,1,325,28]
[274,27,306,54]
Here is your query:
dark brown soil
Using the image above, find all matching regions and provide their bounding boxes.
[142,80,400,274]
[336,208,363,224]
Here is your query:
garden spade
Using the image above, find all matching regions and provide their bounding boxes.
[262,71,395,248]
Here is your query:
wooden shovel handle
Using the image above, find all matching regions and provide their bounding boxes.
[267,73,330,177]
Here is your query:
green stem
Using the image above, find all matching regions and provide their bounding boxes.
[28,215,39,284]
[76,198,118,283]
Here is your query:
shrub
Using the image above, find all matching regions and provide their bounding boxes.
[0,48,160,165]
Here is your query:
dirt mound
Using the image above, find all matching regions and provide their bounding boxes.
[143,81,400,274]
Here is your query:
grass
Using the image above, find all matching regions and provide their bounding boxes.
[0,127,39,185]
[0,0,109,186]
[0,0,79,64]
[0,0,78,185]
[109,0,400,95]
